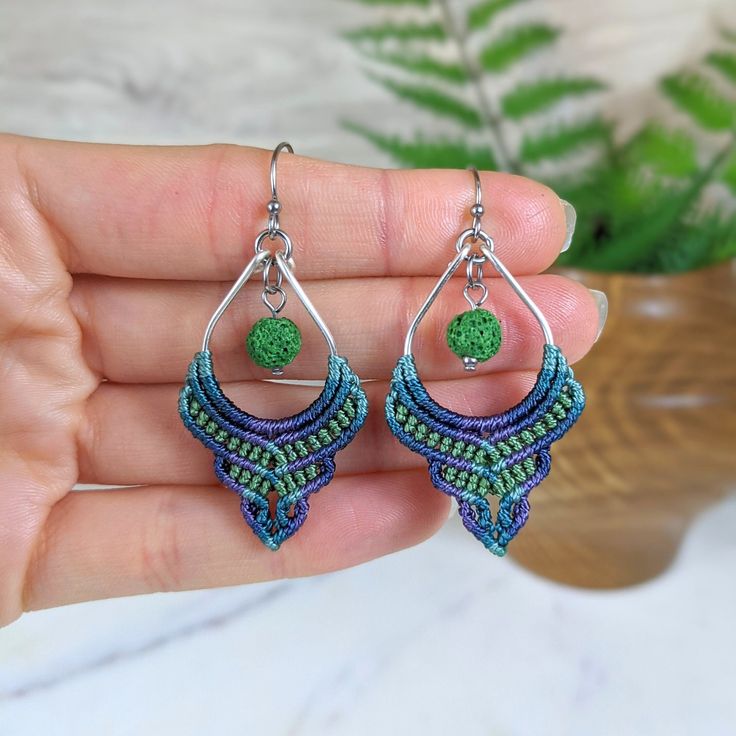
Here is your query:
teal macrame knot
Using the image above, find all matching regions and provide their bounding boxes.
[446,308,502,362]
[246,317,302,370]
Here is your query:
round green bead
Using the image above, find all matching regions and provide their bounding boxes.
[446,308,502,362]
[246,317,302,370]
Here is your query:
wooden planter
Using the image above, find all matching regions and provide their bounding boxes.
[509,262,736,588]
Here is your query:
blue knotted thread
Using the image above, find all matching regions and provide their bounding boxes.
[386,344,585,556]
[180,351,368,550]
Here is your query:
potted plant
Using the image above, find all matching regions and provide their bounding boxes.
[342,0,736,587]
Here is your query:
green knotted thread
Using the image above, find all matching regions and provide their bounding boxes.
[246,317,302,369]
[446,308,502,362]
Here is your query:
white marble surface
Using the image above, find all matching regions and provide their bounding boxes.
[1,0,735,733]
[2,501,736,735]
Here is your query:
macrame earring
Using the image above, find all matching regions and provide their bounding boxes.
[386,168,585,556]
[179,143,368,550]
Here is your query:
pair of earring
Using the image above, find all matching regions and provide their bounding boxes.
[179,143,585,556]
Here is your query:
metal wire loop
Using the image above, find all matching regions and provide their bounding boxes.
[463,281,489,309]
[261,255,287,316]
[466,258,483,284]
[455,227,494,265]
[254,228,293,262]
[262,285,287,317]
[262,254,283,291]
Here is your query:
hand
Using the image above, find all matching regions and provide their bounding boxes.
[0,135,599,625]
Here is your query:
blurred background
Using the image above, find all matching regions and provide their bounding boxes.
[1,0,735,734]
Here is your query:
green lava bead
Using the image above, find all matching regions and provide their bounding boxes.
[246,317,302,370]
[446,308,502,362]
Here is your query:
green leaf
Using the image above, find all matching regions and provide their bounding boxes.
[501,77,605,119]
[649,212,736,272]
[706,215,736,264]
[720,150,736,194]
[479,23,560,73]
[362,49,467,83]
[519,118,610,164]
[343,123,497,169]
[626,124,699,178]
[366,74,482,128]
[660,72,736,131]
[571,154,722,271]
[467,0,525,31]
[344,21,445,43]
[707,51,736,84]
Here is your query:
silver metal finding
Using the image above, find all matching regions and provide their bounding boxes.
[262,255,287,316]
[254,228,293,262]
[403,165,556,359]
[252,143,296,317]
[404,244,473,356]
[468,166,484,239]
[202,250,271,352]
[268,142,294,238]
[480,243,555,346]
[464,258,488,309]
[275,252,337,356]
[201,141,337,362]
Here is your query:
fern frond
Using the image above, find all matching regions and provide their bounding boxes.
[707,51,736,84]
[571,161,718,271]
[365,74,482,127]
[626,124,699,178]
[650,212,736,272]
[343,122,497,168]
[661,72,736,131]
[342,2,736,274]
[344,21,445,43]
[501,77,605,119]
[720,149,736,194]
[467,0,526,32]
[706,215,736,263]
[479,23,560,73]
[362,49,467,82]
[519,118,610,164]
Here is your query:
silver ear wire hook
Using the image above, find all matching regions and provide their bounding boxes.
[202,141,338,362]
[267,141,294,238]
[468,166,484,239]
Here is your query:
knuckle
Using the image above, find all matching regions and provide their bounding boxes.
[137,488,185,593]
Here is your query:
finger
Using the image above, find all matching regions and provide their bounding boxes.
[71,274,598,383]
[22,470,450,611]
[12,135,568,280]
[78,370,539,486]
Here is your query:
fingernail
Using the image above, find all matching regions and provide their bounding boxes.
[561,199,576,252]
[589,289,608,342]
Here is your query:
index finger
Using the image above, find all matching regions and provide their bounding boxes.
[8,135,569,280]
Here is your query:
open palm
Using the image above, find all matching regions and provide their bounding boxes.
[0,135,599,625]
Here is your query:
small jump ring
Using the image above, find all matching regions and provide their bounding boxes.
[455,228,494,264]
[254,228,293,262]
